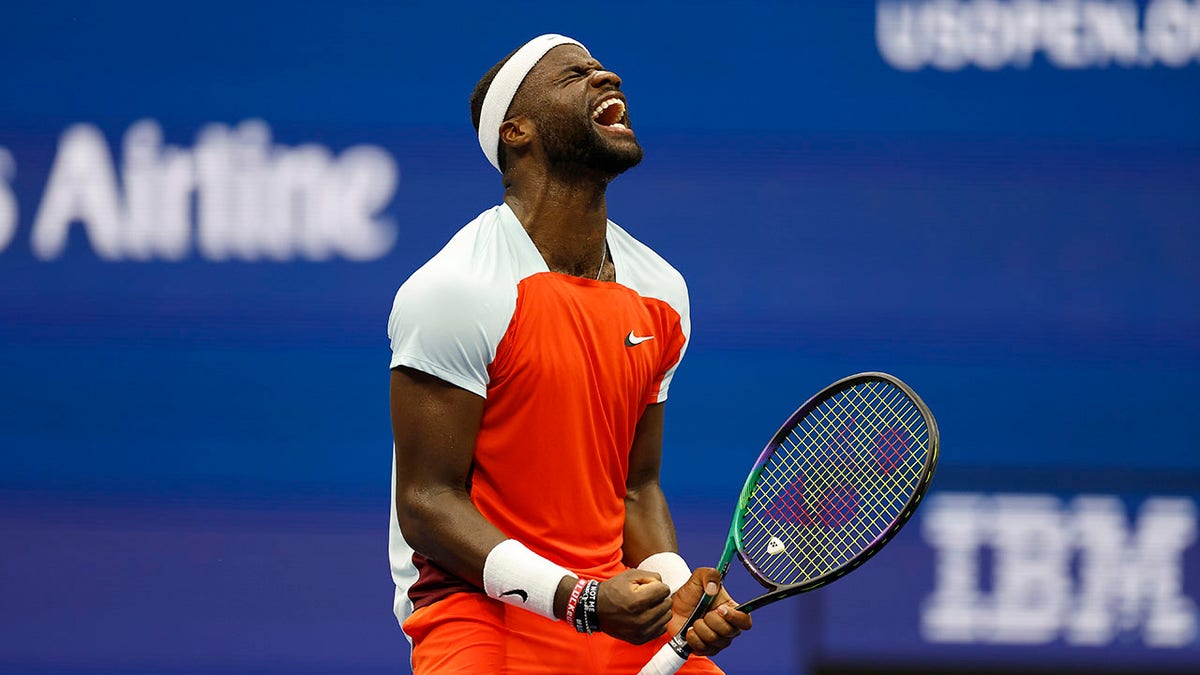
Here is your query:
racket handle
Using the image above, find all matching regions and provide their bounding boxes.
[635,642,688,675]
[636,584,715,674]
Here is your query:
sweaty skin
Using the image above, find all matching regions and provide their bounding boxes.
[392,43,751,654]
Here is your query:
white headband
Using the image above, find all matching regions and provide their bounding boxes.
[478,34,587,172]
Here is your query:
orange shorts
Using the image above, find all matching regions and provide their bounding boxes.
[404,592,725,674]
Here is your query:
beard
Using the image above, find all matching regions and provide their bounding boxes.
[535,107,644,177]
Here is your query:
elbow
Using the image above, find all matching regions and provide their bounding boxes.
[395,486,434,548]
[395,485,461,554]
[624,480,663,507]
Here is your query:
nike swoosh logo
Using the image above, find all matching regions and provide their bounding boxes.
[625,331,655,347]
[500,589,528,603]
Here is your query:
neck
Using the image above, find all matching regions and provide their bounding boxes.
[503,163,611,278]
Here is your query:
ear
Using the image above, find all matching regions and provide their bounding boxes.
[499,116,535,154]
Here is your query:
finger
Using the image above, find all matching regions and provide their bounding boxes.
[630,582,671,610]
[694,616,721,643]
[716,603,753,631]
[628,604,672,646]
[696,567,722,589]
[629,570,663,586]
[685,622,732,655]
[700,607,740,639]
[684,626,707,654]
[648,609,671,641]
[628,590,672,622]
[681,567,716,594]
[653,591,675,618]
[685,628,708,654]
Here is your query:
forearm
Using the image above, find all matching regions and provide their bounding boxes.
[396,484,508,587]
[400,484,582,622]
[622,481,679,568]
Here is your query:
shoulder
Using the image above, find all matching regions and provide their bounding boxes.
[608,220,689,317]
[386,206,526,397]
[388,206,517,338]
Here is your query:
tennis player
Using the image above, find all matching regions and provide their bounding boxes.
[388,34,751,673]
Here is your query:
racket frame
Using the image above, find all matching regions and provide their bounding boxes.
[645,371,939,672]
[734,371,939,612]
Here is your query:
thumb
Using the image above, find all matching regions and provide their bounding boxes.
[690,567,722,598]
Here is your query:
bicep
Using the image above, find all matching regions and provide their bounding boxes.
[624,403,678,564]
[391,365,508,581]
[391,365,484,493]
[627,402,666,493]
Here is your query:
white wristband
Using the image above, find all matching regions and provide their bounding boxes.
[482,539,571,621]
[637,551,692,594]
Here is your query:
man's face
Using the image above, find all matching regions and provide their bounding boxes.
[514,45,643,176]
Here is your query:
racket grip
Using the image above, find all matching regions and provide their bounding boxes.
[635,642,688,675]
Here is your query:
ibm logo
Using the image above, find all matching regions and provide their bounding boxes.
[922,493,1197,647]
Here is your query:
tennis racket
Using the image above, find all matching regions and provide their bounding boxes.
[637,371,939,675]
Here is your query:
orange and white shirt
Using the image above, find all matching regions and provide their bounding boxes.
[387,203,690,631]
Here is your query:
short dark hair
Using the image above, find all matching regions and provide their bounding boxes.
[470,47,520,171]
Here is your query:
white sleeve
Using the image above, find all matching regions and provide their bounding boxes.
[387,266,513,399]
[653,274,691,403]
[604,220,692,405]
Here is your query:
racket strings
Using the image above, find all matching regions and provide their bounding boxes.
[791,385,926,538]
[765,385,927,577]
[750,384,927,580]
[747,418,923,580]
[740,380,930,585]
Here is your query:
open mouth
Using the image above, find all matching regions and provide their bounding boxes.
[591,96,630,131]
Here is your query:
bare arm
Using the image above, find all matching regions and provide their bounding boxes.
[391,365,505,586]
[623,402,679,566]
[391,366,672,642]
[624,401,753,655]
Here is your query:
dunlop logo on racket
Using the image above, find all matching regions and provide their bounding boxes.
[637,372,939,675]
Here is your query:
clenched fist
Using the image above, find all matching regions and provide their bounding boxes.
[595,569,673,645]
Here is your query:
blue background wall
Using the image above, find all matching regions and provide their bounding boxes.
[1,1,1198,673]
